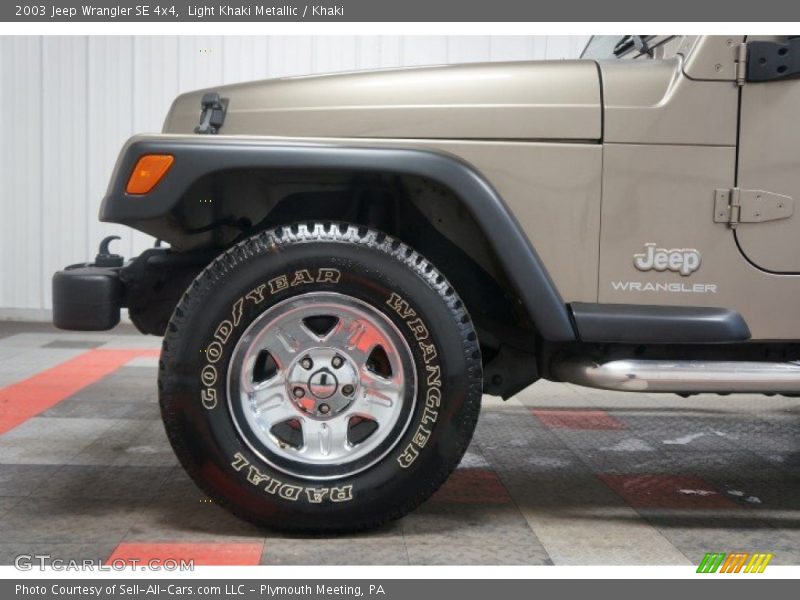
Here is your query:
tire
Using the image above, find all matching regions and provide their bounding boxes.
[158,223,482,532]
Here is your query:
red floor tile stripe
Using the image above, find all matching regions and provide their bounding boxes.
[107,542,264,566]
[532,409,626,430]
[0,348,160,435]
[431,468,513,504]
[599,474,741,509]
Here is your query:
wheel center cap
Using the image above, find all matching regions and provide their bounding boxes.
[285,348,359,418]
[308,369,338,399]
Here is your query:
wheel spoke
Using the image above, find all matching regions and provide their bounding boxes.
[354,369,401,425]
[301,416,351,459]
[325,315,376,363]
[242,377,296,424]
[263,317,316,368]
[260,399,298,426]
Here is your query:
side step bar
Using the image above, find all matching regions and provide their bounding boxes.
[553,358,800,393]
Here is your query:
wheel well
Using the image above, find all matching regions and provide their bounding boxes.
[139,167,540,396]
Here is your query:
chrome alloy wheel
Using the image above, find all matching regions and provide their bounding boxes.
[227,292,417,480]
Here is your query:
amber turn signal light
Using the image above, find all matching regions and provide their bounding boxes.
[126,154,174,195]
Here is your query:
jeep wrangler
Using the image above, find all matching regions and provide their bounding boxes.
[53,35,800,531]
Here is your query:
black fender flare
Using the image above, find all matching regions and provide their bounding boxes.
[100,135,577,342]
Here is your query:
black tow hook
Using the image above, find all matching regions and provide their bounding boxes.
[95,235,124,268]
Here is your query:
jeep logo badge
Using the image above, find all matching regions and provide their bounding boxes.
[633,243,701,276]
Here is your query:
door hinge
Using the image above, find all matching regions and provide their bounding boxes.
[746,37,800,82]
[714,188,794,229]
[735,43,748,86]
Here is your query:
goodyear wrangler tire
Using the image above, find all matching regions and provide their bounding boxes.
[158,223,482,531]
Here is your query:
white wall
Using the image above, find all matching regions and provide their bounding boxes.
[0,35,590,315]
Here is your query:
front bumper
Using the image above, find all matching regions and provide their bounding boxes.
[53,241,218,335]
[52,265,123,331]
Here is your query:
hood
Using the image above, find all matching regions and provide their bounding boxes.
[163,60,601,141]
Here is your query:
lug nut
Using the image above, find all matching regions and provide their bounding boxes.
[319,404,330,414]
[341,384,355,396]
[293,387,305,398]
[301,357,313,370]
[331,355,344,368]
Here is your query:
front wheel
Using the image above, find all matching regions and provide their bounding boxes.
[158,223,482,532]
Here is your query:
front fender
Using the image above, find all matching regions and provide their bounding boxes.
[100,134,577,342]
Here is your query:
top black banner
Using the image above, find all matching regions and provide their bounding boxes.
[4,0,800,22]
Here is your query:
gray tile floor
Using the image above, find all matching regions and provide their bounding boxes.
[0,322,798,565]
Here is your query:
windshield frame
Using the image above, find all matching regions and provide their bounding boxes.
[581,35,665,59]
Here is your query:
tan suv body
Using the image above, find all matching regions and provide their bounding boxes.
[156,36,798,342]
[50,35,800,530]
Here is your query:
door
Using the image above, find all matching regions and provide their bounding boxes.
[735,36,800,272]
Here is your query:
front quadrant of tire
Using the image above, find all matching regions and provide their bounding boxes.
[158,223,483,532]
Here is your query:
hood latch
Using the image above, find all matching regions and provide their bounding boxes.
[195,92,228,135]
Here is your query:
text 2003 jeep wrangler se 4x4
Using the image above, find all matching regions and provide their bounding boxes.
[53,35,800,531]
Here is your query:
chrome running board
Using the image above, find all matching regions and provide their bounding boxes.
[552,358,800,393]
